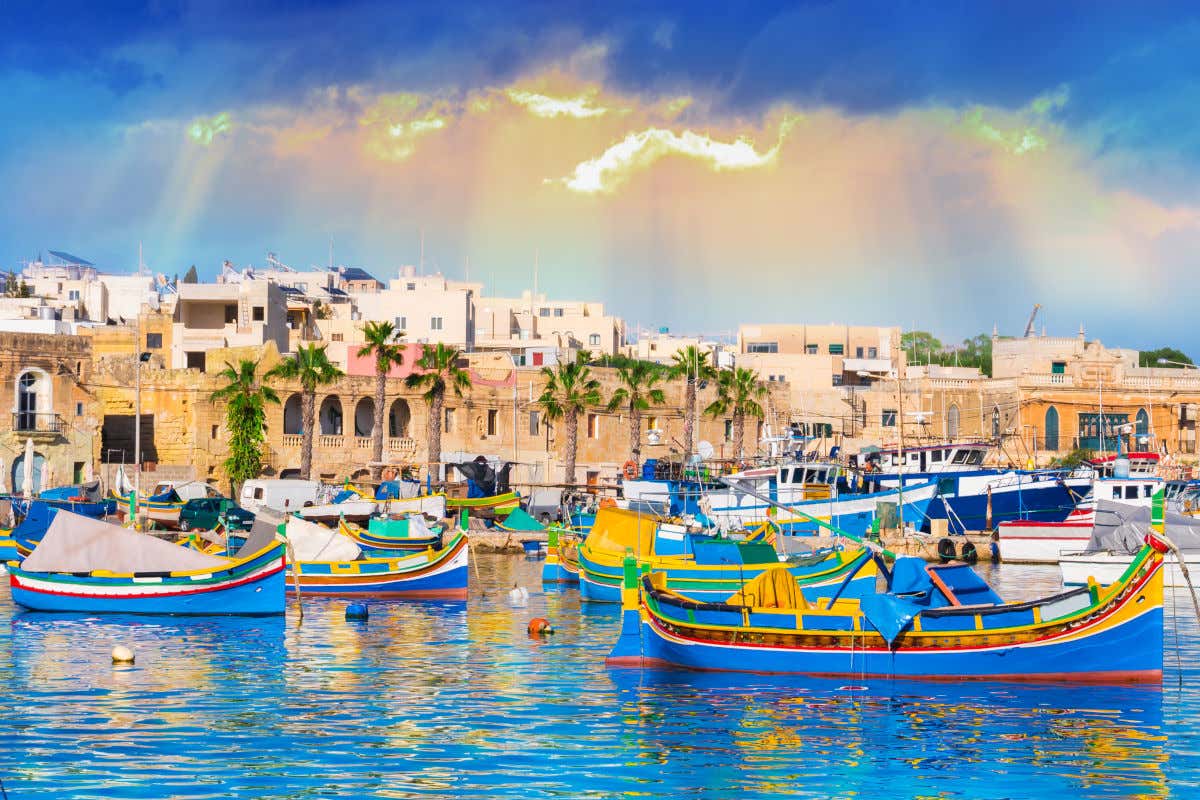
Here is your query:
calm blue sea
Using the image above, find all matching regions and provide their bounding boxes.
[1,556,1198,799]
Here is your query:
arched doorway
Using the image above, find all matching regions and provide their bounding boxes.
[354,397,375,437]
[991,406,1001,438]
[947,404,960,440]
[319,396,343,435]
[12,450,45,495]
[15,369,49,431]
[389,399,411,437]
[283,394,304,434]
[1044,406,1059,451]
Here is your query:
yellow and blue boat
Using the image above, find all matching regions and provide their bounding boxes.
[607,530,1166,682]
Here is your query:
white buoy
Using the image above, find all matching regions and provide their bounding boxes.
[111,645,135,664]
[508,585,529,608]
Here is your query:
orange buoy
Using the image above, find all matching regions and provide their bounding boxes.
[527,617,554,636]
[599,497,616,509]
[622,460,637,480]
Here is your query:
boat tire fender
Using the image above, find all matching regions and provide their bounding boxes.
[936,537,957,563]
[960,541,979,565]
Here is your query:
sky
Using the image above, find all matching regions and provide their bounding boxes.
[3,1,1199,353]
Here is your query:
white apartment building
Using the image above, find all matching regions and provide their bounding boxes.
[170,281,289,370]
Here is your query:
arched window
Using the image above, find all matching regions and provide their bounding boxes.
[947,404,960,440]
[1135,408,1150,438]
[1044,406,1059,451]
[991,406,1001,438]
[282,394,304,435]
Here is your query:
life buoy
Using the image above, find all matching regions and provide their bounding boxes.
[622,461,637,480]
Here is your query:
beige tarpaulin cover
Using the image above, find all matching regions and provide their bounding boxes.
[285,515,361,562]
[21,510,229,573]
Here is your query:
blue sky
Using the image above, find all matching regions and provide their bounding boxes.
[2,1,1199,353]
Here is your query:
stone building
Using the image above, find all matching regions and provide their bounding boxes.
[0,332,99,493]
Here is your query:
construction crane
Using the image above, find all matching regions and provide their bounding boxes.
[1023,304,1042,338]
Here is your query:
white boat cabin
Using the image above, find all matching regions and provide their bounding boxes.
[853,442,990,475]
[1087,452,1160,479]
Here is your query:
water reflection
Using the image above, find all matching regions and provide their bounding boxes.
[0,557,1197,799]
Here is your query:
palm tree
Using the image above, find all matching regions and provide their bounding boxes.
[705,367,768,463]
[606,361,666,470]
[357,321,407,481]
[669,345,718,459]
[210,359,280,494]
[266,344,344,480]
[537,360,602,484]
[404,343,471,480]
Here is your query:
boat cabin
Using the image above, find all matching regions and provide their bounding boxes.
[853,442,990,475]
[1087,452,1160,479]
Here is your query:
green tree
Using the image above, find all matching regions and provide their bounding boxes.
[183,265,199,284]
[668,346,718,459]
[901,331,945,364]
[607,361,667,469]
[1140,347,1193,368]
[209,359,280,494]
[404,344,472,479]
[357,321,407,481]
[266,344,344,480]
[705,367,768,462]
[537,360,602,484]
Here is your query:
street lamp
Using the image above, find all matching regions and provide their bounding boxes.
[858,368,905,528]
[133,350,151,528]
[1158,358,1198,369]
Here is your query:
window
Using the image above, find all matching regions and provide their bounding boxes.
[68,289,80,301]
[951,449,970,465]
[587,413,599,439]
[747,342,778,354]
[948,404,960,439]
[856,347,864,358]
[252,306,264,322]
[211,424,219,439]
[1144,484,1153,498]
[554,308,564,317]
[487,409,498,436]
[1135,408,1150,437]
[145,332,162,349]
[1078,412,1129,452]
[991,407,1001,438]
[1051,361,1066,375]
[868,347,877,359]
[406,282,416,291]
[444,408,455,433]
[1111,486,1122,500]
[529,411,539,436]
[828,343,844,355]
[331,333,343,342]
[724,420,733,442]
[431,316,443,331]
[832,373,843,386]
[930,449,943,463]
[805,344,818,355]
[73,461,84,483]
[646,416,659,431]
[186,351,206,371]
[589,334,601,346]
[882,409,897,427]
[253,487,264,500]
[539,308,550,317]
[1125,486,1139,500]
[394,316,407,330]
[75,402,83,417]
[224,304,238,324]
[966,450,984,466]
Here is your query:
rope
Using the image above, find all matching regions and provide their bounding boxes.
[1158,534,1200,628]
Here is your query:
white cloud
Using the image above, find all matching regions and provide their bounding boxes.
[506,89,608,118]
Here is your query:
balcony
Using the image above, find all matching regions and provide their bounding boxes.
[12,411,64,437]
[277,433,418,460]
[1023,373,1074,387]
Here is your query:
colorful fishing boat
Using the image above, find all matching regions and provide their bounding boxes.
[575,507,877,603]
[607,530,1166,682]
[377,492,447,519]
[297,487,378,524]
[114,487,187,528]
[339,516,443,553]
[33,481,117,518]
[446,491,520,516]
[542,526,582,583]
[8,511,286,615]
[289,531,469,599]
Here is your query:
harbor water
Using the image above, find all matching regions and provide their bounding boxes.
[2,556,1199,799]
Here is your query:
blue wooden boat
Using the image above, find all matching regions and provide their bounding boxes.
[607,531,1166,682]
[31,481,117,518]
[338,518,443,553]
[8,511,286,615]
[289,531,469,598]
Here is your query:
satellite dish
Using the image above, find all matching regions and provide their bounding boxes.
[646,429,663,445]
[697,440,715,460]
